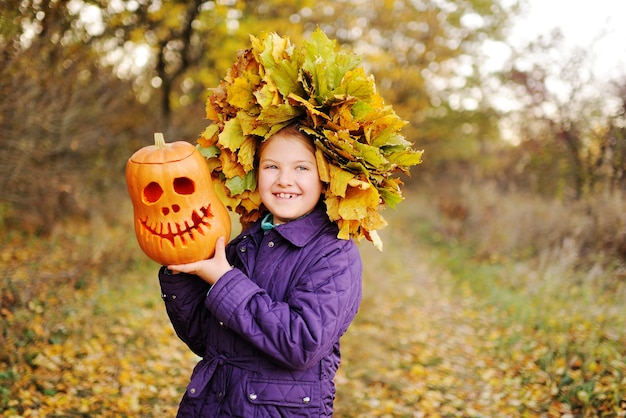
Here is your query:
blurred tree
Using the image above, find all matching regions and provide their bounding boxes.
[498,31,624,197]
[95,0,316,130]
[0,0,149,232]
[0,0,520,232]
[98,0,231,127]
[604,78,626,192]
[95,0,519,162]
[299,0,519,170]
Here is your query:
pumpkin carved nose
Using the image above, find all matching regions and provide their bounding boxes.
[161,204,181,216]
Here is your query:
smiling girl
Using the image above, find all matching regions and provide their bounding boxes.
[159,123,363,417]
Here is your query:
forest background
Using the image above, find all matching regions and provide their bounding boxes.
[1,0,625,416]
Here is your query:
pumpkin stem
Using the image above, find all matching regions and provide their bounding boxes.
[154,132,167,148]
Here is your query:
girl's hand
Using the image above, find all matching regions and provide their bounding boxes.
[167,236,232,285]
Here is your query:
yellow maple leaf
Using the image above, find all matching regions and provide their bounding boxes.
[199,125,219,147]
[205,157,222,173]
[219,149,246,179]
[240,189,262,212]
[237,136,257,172]
[324,195,341,221]
[205,97,220,122]
[227,75,259,112]
[315,147,331,183]
[339,185,380,220]
[218,118,247,152]
[337,219,351,240]
[338,195,367,221]
[363,208,387,231]
[329,164,355,197]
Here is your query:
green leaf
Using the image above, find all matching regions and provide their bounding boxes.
[329,68,374,101]
[218,118,246,151]
[197,145,220,159]
[350,100,375,121]
[353,141,388,168]
[377,132,413,149]
[225,170,257,195]
[237,111,262,136]
[302,28,361,103]
[258,103,303,126]
[254,82,280,109]
[377,178,404,208]
[257,33,304,99]
[388,149,424,168]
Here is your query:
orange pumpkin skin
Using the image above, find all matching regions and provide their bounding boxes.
[125,134,231,265]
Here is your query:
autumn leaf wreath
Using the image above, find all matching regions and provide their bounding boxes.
[198,28,423,251]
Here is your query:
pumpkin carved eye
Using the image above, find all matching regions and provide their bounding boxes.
[173,177,195,195]
[143,181,163,204]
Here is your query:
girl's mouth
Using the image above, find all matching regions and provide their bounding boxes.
[274,193,299,199]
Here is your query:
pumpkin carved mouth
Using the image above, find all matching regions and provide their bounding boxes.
[139,204,214,248]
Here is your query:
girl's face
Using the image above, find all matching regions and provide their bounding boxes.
[258,133,323,225]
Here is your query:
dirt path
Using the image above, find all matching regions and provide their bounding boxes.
[334,219,532,417]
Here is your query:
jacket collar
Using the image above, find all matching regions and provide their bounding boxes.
[243,204,333,248]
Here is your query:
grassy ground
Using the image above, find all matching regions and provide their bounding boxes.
[336,195,626,417]
[0,214,196,416]
[1,187,625,417]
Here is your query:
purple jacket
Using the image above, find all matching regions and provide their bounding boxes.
[159,205,362,417]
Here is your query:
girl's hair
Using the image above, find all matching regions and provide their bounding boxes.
[255,123,315,168]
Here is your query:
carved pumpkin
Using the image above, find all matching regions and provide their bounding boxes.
[126,133,231,265]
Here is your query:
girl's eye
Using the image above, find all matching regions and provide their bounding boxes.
[263,164,277,170]
[296,165,309,171]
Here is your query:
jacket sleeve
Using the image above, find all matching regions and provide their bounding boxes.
[159,266,212,357]
[205,240,362,370]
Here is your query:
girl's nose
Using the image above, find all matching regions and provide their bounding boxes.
[277,170,293,186]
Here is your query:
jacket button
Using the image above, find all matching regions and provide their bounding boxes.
[189,388,196,395]
[218,321,225,327]
[172,295,177,300]
[249,393,257,401]
[268,241,274,247]
[302,396,311,404]
[239,246,247,253]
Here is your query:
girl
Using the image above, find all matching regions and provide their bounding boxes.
[160,123,363,417]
